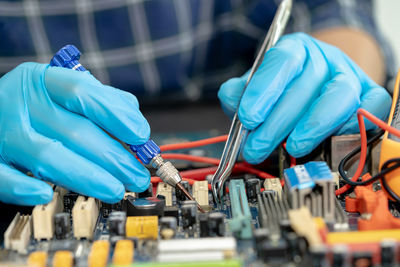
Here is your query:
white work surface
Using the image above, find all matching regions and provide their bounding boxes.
[375,0,400,69]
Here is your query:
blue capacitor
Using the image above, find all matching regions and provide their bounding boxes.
[50,44,160,165]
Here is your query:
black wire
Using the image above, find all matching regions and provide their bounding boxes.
[338,130,384,186]
[381,158,400,202]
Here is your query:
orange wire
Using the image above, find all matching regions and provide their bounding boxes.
[160,135,228,151]
[335,108,400,195]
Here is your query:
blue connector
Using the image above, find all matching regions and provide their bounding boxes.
[50,45,161,167]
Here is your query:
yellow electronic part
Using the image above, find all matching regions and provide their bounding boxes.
[27,251,47,267]
[112,240,134,266]
[52,251,73,267]
[88,240,110,267]
[327,229,400,244]
[379,69,400,200]
[126,216,158,240]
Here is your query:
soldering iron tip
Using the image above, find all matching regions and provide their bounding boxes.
[176,182,206,213]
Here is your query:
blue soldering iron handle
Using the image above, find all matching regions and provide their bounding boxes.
[50,44,160,165]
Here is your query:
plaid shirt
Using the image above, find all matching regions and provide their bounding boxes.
[0,0,394,104]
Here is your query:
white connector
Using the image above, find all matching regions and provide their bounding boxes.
[4,213,32,254]
[72,196,99,239]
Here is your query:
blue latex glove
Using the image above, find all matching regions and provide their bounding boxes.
[218,33,391,164]
[0,63,151,205]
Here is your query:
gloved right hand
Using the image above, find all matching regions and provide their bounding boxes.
[0,63,151,206]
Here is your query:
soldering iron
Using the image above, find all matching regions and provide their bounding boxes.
[50,45,204,213]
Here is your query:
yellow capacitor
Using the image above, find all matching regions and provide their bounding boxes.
[126,216,158,240]
[112,240,134,266]
[88,240,110,267]
[52,251,73,267]
[27,251,47,267]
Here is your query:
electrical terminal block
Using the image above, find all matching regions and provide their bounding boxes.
[284,162,335,222]
[156,182,174,206]
[72,196,99,239]
[228,179,252,239]
[27,251,48,267]
[157,237,237,263]
[112,239,134,266]
[52,250,73,267]
[263,178,282,200]
[192,181,209,208]
[4,213,31,254]
[88,240,110,267]
[126,216,158,240]
[33,192,63,240]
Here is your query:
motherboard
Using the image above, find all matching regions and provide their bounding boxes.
[0,132,399,267]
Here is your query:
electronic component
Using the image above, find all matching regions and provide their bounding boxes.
[54,213,71,240]
[72,196,99,239]
[245,178,261,203]
[52,250,73,267]
[108,211,126,237]
[263,178,283,200]
[163,206,179,220]
[257,190,289,237]
[126,216,158,240]
[228,179,252,239]
[124,195,165,217]
[199,212,225,237]
[181,201,198,230]
[157,237,236,262]
[88,240,110,267]
[380,240,397,267]
[112,240,134,265]
[160,217,177,240]
[284,162,335,221]
[192,181,209,207]
[3,213,31,254]
[27,251,48,267]
[156,182,174,206]
[175,180,190,202]
[33,192,63,240]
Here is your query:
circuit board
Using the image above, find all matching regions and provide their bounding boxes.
[1,132,399,267]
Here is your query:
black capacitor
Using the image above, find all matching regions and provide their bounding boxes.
[163,206,179,220]
[54,213,71,239]
[332,245,348,267]
[245,178,261,202]
[63,192,78,214]
[199,212,225,237]
[159,216,177,231]
[108,211,126,237]
[123,195,165,217]
[138,184,153,198]
[181,201,197,229]
[381,240,397,267]
[176,180,190,202]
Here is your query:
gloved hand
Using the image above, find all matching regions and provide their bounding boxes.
[0,63,150,205]
[218,32,391,164]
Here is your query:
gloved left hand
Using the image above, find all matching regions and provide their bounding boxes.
[218,32,391,164]
[0,63,150,205]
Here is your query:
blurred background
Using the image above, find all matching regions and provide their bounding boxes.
[375,0,400,69]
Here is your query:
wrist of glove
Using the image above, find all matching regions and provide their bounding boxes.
[0,63,150,205]
[218,32,391,164]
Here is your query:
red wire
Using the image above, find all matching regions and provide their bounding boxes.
[335,108,400,195]
[161,153,275,179]
[160,135,228,151]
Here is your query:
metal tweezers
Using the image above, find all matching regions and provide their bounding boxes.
[211,0,292,207]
